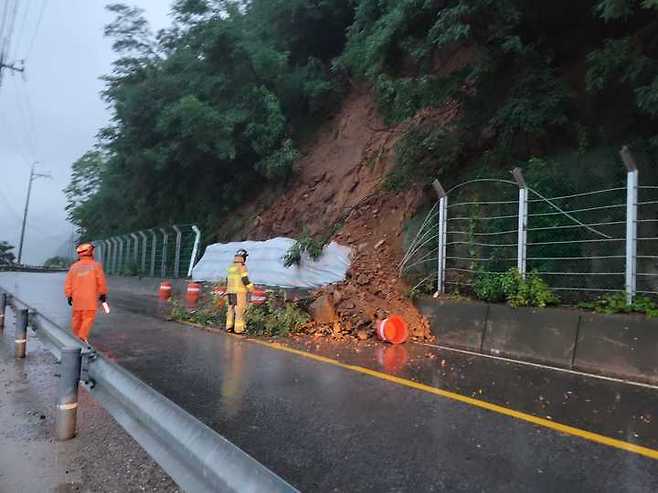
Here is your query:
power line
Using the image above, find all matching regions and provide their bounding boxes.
[24,0,46,60]
[11,0,30,61]
[0,0,23,88]
[10,74,38,160]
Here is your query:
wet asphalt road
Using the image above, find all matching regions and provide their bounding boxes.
[1,272,657,492]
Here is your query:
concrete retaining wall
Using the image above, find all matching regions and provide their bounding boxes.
[574,313,658,384]
[418,298,658,385]
[417,299,488,351]
[483,305,580,367]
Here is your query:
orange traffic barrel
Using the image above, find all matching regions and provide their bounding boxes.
[250,289,267,305]
[376,315,409,345]
[159,281,172,301]
[212,286,226,307]
[186,282,202,307]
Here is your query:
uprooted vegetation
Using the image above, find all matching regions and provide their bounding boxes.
[169,290,311,337]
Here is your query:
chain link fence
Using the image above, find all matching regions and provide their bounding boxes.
[401,148,658,303]
[94,225,201,278]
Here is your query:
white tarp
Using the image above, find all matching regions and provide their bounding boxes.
[192,238,352,289]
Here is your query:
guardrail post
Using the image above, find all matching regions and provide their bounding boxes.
[173,225,182,278]
[621,146,638,305]
[150,230,157,277]
[0,292,7,332]
[56,347,82,441]
[188,225,202,278]
[512,168,528,278]
[160,228,168,278]
[15,308,28,358]
[433,180,448,295]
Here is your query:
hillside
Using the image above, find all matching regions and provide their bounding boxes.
[63,1,658,336]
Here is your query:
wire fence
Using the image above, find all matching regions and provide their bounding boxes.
[401,150,657,303]
[94,224,201,278]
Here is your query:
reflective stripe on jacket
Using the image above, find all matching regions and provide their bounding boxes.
[226,262,254,294]
[64,258,108,311]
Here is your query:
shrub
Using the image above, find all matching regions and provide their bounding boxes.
[579,293,658,318]
[169,298,228,326]
[283,228,327,267]
[386,122,462,190]
[473,268,558,308]
[246,297,310,337]
[473,271,506,303]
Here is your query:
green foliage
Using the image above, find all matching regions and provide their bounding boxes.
[579,293,658,318]
[43,257,71,268]
[492,66,570,143]
[66,0,354,239]
[283,228,326,267]
[386,122,462,190]
[473,269,558,308]
[0,241,15,265]
[473,271,506,303]
[121,261,141,277]
[246,296,310,337]
[169,297,228,326]
[65,0,658,242]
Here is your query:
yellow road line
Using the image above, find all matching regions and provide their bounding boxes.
[249,339,658,461]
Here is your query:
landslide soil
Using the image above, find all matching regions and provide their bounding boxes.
[248,88,459,340]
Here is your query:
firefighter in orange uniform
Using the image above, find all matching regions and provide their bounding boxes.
[64,243,108,344]
[226,249,255,334]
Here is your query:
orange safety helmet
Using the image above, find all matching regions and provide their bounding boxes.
[76,242,95,257]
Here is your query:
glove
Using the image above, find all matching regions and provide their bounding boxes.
[99,294,107,303]
[67,297,72,306]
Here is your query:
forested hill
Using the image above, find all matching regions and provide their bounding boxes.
[65,0,658,240]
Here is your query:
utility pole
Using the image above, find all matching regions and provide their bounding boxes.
[18,163,51,265]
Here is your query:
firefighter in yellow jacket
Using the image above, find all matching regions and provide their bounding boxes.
[226,249,255,334]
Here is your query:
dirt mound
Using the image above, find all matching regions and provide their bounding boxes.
[250,89,394,238]
[249,87,458,340]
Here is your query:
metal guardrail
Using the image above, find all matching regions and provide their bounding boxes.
[0,288,297,493]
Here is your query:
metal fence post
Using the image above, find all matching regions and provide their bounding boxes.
[104,239,111,274]
[112,238,120,275]
[56,347,82,441]
[160,228,168,278]
[150,230,157,277]
[0,292,7,332]
[433,180,448,294]
[621,146,638,304]
[119,236,126,274]
[188,225,202,278]
[173,225,182,278]
[512,168,528,278]
[139,231,148,274]
[131,233,140,267]
[103,240,111,272]
[15,308,28,359]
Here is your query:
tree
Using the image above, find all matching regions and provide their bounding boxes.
[0,241,16,266]
[66,1,353,239]
[43,256,72,268]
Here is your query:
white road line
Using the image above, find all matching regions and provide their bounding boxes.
[414,342,658,391]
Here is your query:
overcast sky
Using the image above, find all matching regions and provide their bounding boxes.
[0,0,172,264]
